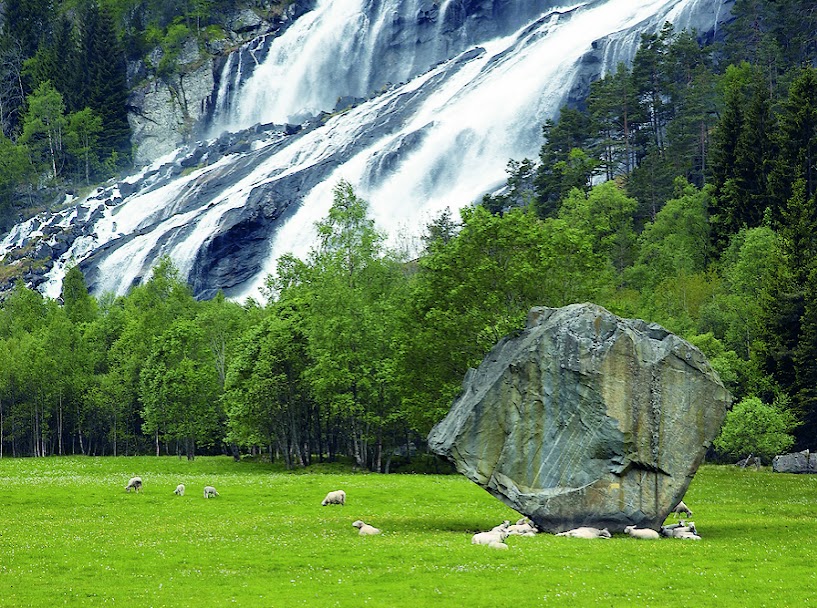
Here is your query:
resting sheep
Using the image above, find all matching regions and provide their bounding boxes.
[352,520,381,536]
[555,527,611,539]
[670,500,693,518]
[661,521,699,539]
[490,520,510,533]
[624,525,660,539]
[203,486,219,499]
[486,540,509,550]
[507,521,538,537]
[174,484,185,496]
[125,476,142,493]
[472,529,510,545]
[321,490,346,506]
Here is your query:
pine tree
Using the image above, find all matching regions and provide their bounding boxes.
[758,180,817,399]
[588,64,640,180]
[769,67,817,214]
[78,2,131,163]
[794,264,817,447]
[710,64,751,251]
[534,108,594,216]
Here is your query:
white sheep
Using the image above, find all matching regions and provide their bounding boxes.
[486,540,509,550]
[555,527,611,539]
[670,500,693,518]
[125,476,142,493]
[321,490,346,506]
[352,520,381,535]
[624,525,661,539]
[673,531,702,540]
[203,486,219,498]
[507,521,538,536]
[661,521,699,539]
[174,484,185,496]
[471,529,509,545]
[490,520,510,533]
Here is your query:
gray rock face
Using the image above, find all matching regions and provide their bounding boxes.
[129,61,216,165]
[772,450,817,473]
[427,304,730,533]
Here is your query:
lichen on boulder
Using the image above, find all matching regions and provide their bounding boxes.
[427,303,731,532]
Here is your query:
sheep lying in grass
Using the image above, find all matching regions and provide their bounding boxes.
[472,529,510,546]
[507,520,538,537]
[352,520,381,536]
[125,476,142,493]
[671,500,693,518]
[490,520,510,533]
[174,484,185,496]
[672,530,702,540]
[203,486,219,499]
[661,521,700,539]
[624,526,660,539]
[555,527,611,539]
[321,490,346,506]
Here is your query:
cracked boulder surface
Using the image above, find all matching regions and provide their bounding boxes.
[427,303,731,532]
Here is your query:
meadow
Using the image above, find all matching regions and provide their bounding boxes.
[0,457,815,607]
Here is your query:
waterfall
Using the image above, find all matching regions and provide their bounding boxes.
[0,0,728,302]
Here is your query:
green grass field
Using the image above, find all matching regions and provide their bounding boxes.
[0,457,815,607]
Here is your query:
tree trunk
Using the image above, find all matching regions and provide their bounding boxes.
[58,393,63,456]
[375,427,383,473]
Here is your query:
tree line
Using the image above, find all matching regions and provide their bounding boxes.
[0,179,616,465]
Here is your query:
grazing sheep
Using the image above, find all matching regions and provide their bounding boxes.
[174,484,185,496]
[624,525,661,540]
[125,476,142,493]
[555,527,611,539]
[472,530,510,545]
[352,520,381,536]
[203,486,219,499]
[321,490,346,506]
[671,500,693,518]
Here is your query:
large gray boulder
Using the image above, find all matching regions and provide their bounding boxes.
[427,303,730,533]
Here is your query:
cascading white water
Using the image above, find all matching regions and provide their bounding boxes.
[1,0,727,301]
[233,0,725,299]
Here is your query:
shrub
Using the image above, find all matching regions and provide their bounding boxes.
[714,395,798,463]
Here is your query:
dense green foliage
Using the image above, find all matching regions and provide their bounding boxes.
[2,0,817,461]
[0,458,815,606]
